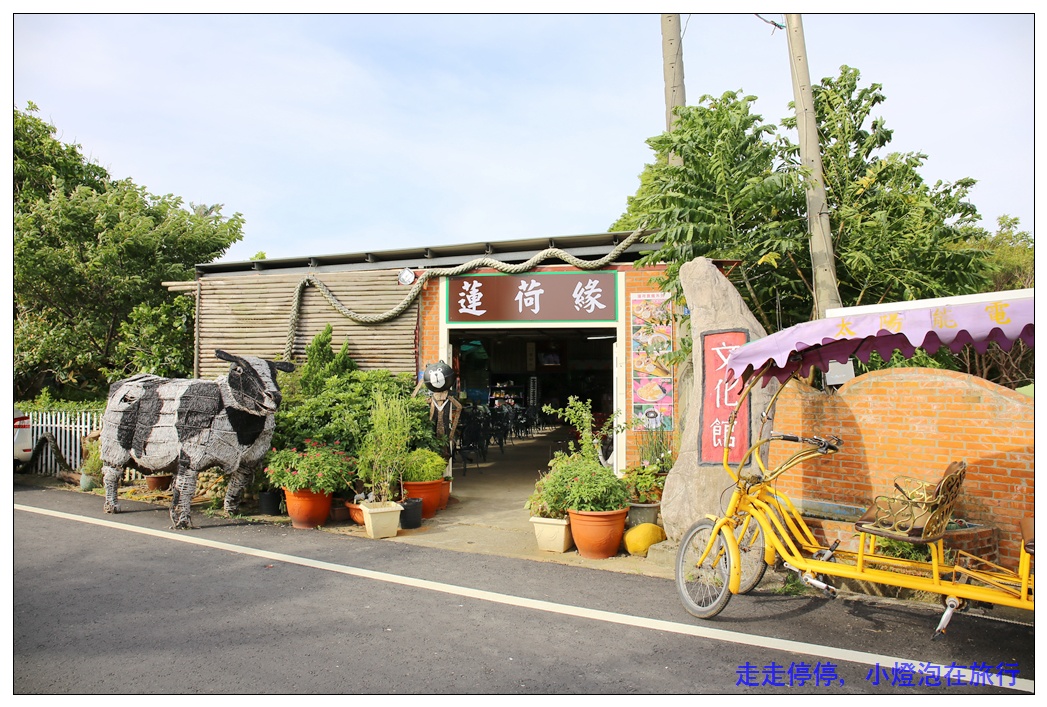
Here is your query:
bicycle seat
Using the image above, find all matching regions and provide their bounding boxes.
[854,461,966,545]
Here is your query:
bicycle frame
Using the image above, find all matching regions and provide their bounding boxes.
[678,355,1034,630]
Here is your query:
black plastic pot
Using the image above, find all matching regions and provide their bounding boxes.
[258,489,283,515]
[400,497,423,529]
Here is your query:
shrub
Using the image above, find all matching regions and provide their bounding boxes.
[622,465,665,504]
[358,390,412,502]
[264,440,356,495]
[80,437,103,483]
[542,396,622,463]
[558,456,629,512]
[524,466,573,519]
[271,368,437,456]
[527,452,630,515]
[403,449,447,482]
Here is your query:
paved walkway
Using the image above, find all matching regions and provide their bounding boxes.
[380,425,676,579]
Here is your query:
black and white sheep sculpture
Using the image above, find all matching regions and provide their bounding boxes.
[100,350,294,529]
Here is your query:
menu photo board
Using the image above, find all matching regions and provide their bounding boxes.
[631,293,673,430]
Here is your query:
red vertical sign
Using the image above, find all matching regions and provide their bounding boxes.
[699,331,749,464]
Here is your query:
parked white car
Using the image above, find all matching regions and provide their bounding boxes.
[14,406,33,468]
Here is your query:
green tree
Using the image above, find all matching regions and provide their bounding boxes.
[112,294,197,379]
[614,68,996,336]
[788,67,992,309]
[14,102,108,205]
[13,105,244,397]
[613,90,808,334]
[964,215,1034,292]
[949,215,1035,388]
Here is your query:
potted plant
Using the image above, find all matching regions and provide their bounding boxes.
[524,464,574,553]
[257,487,284,516]
[559,455,630,559]
[145,472,174,491]
[625,422,673,527]
[356,390,410,538]
[345,478,367,525]
[623,465,665,528]
[402,448,447,519]
[542,397,629,559]
[264,439,355,529]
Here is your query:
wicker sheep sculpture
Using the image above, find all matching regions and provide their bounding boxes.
[100,350,294,529]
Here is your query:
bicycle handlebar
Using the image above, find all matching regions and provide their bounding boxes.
[771,432,842,454]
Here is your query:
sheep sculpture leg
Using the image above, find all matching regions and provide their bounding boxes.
[102,464,124,514]
[223,466,253,515]
[169,455,199,530]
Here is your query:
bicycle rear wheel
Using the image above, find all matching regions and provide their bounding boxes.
[736,514,768,594]
[676,520,733,618]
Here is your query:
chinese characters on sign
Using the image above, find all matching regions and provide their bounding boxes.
[447,272,616,323]
[700,330,750,464]
[631,293,673,431]
[457,280,486,317]
[735,660,1020,688]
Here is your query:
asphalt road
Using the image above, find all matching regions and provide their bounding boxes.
[13,482,1035,695]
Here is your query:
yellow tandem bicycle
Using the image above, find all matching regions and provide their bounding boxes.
[675,295,1034,638]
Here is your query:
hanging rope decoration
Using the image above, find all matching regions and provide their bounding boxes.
[282,223,650,361]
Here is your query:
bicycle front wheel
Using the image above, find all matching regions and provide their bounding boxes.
[676,520,733,618]
[736,514,768,594]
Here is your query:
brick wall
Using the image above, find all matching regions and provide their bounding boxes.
[767,368,1033,568]
[417,275,441,378]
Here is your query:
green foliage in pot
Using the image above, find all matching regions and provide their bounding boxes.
[273,368,437,455]
[80,436,104,484]
[524,465,572,519]
[542,396,622,463]
[264,439,356,494]
[272,328,439,457]
[622,465,665,504]
[634,423,675,474]
[558,455,630,512]
[402,448,447,482]
[357,390,412,503]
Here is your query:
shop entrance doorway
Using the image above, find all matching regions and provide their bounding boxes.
[450,328,616,415]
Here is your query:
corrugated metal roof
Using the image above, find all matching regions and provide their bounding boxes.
[196,230,662,277]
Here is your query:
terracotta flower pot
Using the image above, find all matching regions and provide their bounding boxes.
[145,474,173,491]
[345,501,366,525]
[439,479,451,510]
[283,488,332,529]
[402,479,443,519]
[567,508,628,559]
[329,502,351,523]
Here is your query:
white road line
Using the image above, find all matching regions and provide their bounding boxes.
[16,503,1033,693]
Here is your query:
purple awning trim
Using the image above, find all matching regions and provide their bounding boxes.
[726,296,1034,385]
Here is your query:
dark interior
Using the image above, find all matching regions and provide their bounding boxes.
[450,328,616,414]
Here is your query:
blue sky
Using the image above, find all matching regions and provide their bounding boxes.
[12,11,1036,264]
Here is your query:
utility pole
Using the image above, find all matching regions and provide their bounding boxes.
[785,14,842,318]
[661,14,686,166]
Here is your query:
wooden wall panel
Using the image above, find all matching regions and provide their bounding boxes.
[191,270,418,379]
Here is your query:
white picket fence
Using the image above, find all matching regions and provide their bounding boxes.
[27,410,103,476]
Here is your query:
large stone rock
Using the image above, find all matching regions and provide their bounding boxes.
[661,258,777,541]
